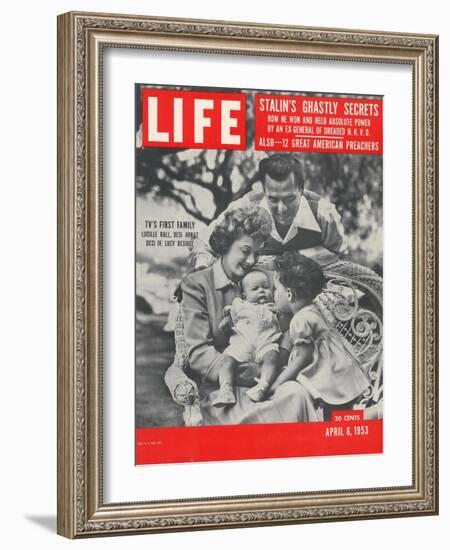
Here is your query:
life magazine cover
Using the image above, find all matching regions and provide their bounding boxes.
[135,83,383,465]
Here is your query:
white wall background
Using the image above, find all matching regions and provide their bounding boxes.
[0,0,445,548]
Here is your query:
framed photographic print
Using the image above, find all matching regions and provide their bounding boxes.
[57,11,439,538]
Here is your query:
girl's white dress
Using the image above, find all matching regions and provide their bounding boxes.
[289,304,370,405]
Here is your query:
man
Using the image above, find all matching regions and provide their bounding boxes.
[190,154,346,269]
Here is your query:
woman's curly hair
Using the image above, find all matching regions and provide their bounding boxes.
[209,205,273,256]
[275,251,325,299]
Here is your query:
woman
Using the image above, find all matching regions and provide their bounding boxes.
[182,205,318,425]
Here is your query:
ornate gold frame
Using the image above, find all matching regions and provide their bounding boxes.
[57,11,439,538]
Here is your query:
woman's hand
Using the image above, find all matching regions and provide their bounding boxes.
[218,305,233,335]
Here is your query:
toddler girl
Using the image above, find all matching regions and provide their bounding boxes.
[272,252,370,405]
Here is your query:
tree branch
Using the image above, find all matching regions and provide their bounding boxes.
[159,188,211,224]
[158,161,213,193]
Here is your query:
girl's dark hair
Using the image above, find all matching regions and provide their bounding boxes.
[275,251,324,299]
[209,206,272,256]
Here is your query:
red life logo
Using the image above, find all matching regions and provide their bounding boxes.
[141,89,246,149]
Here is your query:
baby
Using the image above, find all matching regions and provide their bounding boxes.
[212,269,282,407]
[271,251,370,405]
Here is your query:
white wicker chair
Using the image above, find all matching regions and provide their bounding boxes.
[164,257,383,426]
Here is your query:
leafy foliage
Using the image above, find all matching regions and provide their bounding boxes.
[136,89,382,273]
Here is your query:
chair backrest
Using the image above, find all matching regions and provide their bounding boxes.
[315,278,383,369]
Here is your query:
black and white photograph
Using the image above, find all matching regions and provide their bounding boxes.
[135,83,384,465]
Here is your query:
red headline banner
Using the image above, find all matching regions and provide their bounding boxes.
[255,94,383,154]
[136,417,383,465]
[141,89,247,150]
